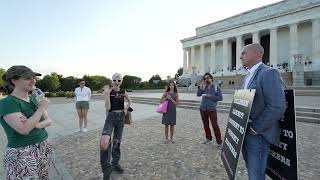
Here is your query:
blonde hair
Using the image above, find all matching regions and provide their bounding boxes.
[112,73,123,80]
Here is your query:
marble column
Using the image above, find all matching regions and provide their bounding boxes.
[200,44,205,73]
[312,19,320,69]
[223,39,229,72]
[290,23,298,70]
[236,35,243,71]
[187,49,192,74]
[183,48,188,74]
[191,46,196,74]
[270,27,278,68]
[252,31,260,44]
[210,41,216,73]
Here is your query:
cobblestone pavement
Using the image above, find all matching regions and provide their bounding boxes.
[53,108,320,180]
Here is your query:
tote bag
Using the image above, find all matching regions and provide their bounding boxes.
[156,101,168,113]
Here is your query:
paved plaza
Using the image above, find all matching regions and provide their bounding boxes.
[0,93,319,179]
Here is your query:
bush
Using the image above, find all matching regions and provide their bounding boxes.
[45,92,56,97]
[56,91,67,97]
[66,92,75,98]
[45,91,74,98]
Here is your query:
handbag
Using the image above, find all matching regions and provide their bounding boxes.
[124,107,133,124]
[156,100,168,113]
[124,112,132,124]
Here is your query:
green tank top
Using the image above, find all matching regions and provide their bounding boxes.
[0,95,48,148]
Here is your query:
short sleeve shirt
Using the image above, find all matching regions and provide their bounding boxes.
[0,95,48,148]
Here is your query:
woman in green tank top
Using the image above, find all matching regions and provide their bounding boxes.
[0,66,52,179]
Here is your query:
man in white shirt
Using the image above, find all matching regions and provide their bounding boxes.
[74,79,92,133]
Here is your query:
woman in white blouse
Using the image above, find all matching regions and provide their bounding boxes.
[74,79,91,132]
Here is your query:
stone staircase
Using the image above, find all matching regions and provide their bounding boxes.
[131,97,320,124]
[177,87,320,96]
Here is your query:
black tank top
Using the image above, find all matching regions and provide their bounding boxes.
[109,89,125,112]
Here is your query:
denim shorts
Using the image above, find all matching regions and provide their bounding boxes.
[76,101,89,109]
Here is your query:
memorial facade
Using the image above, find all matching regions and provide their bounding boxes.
[180,0,320,87]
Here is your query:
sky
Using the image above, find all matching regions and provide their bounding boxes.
[0,0,282,81]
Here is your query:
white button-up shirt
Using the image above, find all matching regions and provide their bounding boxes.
[74,86,91,101]
[244,62,262,89]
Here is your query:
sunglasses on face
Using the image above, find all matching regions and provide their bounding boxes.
[113,80,122,82]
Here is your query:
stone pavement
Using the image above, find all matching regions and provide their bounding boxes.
[52,106,320,180]
[0,95,319,179]
[0,98,160,179]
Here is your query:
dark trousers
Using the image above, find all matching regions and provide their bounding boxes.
[100,112,124,173]
[200,110,222,144]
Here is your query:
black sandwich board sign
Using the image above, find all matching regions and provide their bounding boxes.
[221,89,256,180]
[266,89,298,180]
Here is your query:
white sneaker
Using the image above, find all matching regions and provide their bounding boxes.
[75,128,82,133]
[203,139,212,144]
[81,128,88,133]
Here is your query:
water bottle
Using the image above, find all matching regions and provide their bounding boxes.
[32,86,45,101]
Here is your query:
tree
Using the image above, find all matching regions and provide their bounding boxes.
[83,75,110,91]
[60,76,78,92]
[122,75,142,89]
[0,67,5,89]
[0,67,6,94]
[149,74,162,84]
[174,67,183,79]
[37,72,61,92]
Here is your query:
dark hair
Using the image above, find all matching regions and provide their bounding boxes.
[79,79,85,83]
[202,73,213,80]
[165,81,177,93]
[2,71,18,94]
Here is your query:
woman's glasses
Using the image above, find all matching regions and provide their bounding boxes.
[113,80,122,82]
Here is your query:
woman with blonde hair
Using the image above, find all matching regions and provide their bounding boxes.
[100,73,132,180]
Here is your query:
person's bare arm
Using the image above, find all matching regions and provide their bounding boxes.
[124,91,132,115]
[4,98,49,135]
[160,92,167,103]
[35,110,52,129]
[104,88,111,111]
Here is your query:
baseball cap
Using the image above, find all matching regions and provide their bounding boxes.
[4,65,42,81]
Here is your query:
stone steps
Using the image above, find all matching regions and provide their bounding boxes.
[177,88,320,96]
[130,97,320,124]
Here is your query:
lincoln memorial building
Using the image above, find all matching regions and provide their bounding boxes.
[180,0,320,88]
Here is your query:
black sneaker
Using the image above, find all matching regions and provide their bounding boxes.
[112,164,124,174]
[102,167,112,180]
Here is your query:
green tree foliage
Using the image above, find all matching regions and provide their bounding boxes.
[121,75,142,89]
[175,67,183,79]
[148,74,162,84]
[83,75,110,91]
[0,68,6,92]
[37,72,61,92]
[60,76,78,92]
[0,67,6,88]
